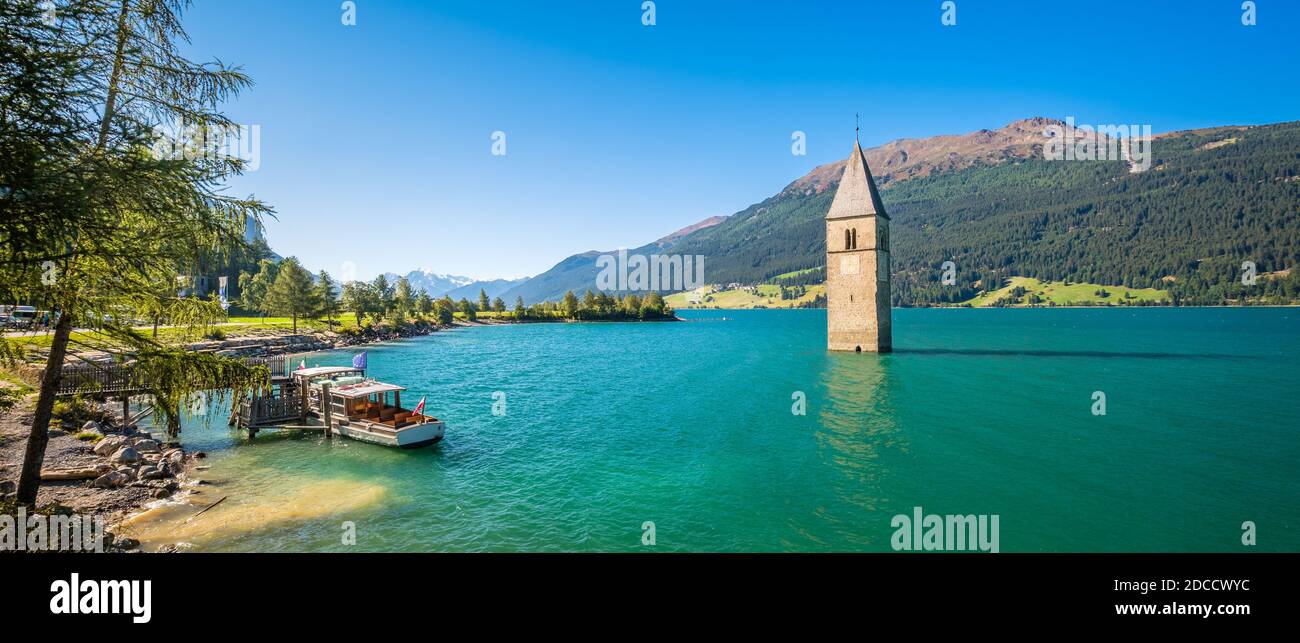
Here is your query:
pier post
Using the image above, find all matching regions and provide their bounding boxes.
[299,378,309,424]
[321,382,333,439]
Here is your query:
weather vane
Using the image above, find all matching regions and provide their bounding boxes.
[855,112,860,142]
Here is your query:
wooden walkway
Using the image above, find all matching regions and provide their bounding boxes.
[55,354,295,396]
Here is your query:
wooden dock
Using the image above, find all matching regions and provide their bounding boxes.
[52,354,298,433]
[55,354,295,396]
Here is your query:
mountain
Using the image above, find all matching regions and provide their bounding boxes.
[499,215,728,304]
[380,270,528,300]
[503,118,1089,303]
[653,215,729,247]
[383,270,476,297]
[788,117,1062,195]
[429,117,1300,307]
[656,118,1300,305]
[444,277,529,301]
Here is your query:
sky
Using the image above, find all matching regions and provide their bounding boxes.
[181,0,1300,281]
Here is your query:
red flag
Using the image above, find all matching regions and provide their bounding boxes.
[297,360,306,371]
[413,395,426,418]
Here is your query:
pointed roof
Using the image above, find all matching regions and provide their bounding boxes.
[826,140,888,220]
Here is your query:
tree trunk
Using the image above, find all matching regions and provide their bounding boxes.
[16,310,74,507]
[292,313,297,333]
[16,0,134,507]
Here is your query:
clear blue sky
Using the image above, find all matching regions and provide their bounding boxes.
[182,0,1299,281]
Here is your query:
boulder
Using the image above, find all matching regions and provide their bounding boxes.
[134,439,161,453]
[81,420,103,433]
[109,446,141,465]
[94,436,127,456]
[166,451,185,469]
[0,480,15,495]
[91,471,130,488]
[152,488,172,499]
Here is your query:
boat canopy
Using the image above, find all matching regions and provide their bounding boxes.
[330,381,406,399]
[294,366,362,378]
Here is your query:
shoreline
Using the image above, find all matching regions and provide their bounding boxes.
[0,313,679,545]
[0,396,204,552]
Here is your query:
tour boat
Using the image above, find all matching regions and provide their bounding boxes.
[292,366,445,449]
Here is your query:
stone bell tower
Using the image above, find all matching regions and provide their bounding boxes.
[826,138,891,352]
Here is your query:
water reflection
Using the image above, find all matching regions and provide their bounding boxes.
[802,352,905,548]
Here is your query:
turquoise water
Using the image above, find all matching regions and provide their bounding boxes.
[131,308,1300,552]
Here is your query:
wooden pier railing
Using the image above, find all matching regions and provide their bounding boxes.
[55,353,294,396]
[236,393,302,428]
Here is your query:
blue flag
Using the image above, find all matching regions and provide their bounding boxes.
[352,352,367,370]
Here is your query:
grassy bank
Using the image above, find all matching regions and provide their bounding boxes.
[665,284,826,309]
[960,277,1170,307]
[665,276,1172,309]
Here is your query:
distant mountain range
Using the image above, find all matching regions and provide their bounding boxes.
[380,270,528,301]
[496,118,1112,304]
[331,117,1298,307]
[500,117,1300,306]
[496,216,728,304]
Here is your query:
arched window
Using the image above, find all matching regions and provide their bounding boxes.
[851,228,858,249]
[845,229,852,250]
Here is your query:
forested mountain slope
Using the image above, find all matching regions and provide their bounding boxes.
[669,120,1300,305]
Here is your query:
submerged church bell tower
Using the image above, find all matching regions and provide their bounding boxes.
[826,134,891,353]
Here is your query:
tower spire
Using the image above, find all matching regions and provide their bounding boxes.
[825,133,891,353]
[855,113,860,143]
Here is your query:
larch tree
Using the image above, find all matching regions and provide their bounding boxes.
[314,270,339,329]
[2,0,272,505]
[264,258,319,333]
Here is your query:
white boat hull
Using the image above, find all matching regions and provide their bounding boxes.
[333,419,445,449]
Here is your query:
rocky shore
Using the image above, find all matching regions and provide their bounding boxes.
[0,397,206,552]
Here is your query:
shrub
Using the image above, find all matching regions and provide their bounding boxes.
[0,387,20,412]
[51,397,95,426]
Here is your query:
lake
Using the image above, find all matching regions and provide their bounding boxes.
[121,308,1300,552]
